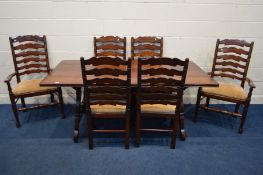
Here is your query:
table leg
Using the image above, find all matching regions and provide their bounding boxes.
[179,101,187,141]
[73,87,82,143]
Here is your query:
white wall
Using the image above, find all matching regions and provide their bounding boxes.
[0,0,263,103]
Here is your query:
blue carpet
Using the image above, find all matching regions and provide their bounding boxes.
[0,104,262,175]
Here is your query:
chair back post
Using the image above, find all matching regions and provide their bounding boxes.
[177,58,189,107]
[160,37,163,57]
[211,38,220,78]
[43,35,51,73]
[241,41,254,87]
[123,37,127,60]
[9,37,20,83]
[131,37,135,60]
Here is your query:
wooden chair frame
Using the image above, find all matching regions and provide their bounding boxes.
[81,56,131,149]
[193,39,255,133]
[5,35,65,128]
[94,36,127,60]
[136,57,189,149]
[131,36,163,60]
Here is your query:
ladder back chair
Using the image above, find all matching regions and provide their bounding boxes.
[131,36,163,60]
[136,57,189,149]
[80,56,131,149]
[193,39,255,133]
[5,35,65,127]
[94,36,127,60]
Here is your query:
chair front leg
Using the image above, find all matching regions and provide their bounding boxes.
[239,101,250,134]
[10,95,20,128]
[124,112,130,149]
[171,113,179,149]
[135,111,141,147]
[88,114,94,149]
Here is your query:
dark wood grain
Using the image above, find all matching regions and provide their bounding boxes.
[136,57,189,149]
[80,56,131,149]
[40,60,218,87]
[41,59,218,87]
[6,35,65,128]
[194,38,255,134]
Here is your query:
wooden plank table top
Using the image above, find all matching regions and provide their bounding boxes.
[40,60,218,87]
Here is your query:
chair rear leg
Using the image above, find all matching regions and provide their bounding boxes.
[235,104,240,113]
[193,87,202,122]
[124,114,130,149]
[21,98,26,110]
[50,93,55,103]
[239,102,249,134]
[205,97,210,108]
[57,88,65,119]
[135,111,141,147]
[10,96,20,128]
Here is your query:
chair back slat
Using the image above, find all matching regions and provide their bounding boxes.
[211,38,254,87]
[131,36,163,60]
[13,43,45,50]
[94,36,126,60]
[9,35,50,82]
[138,57,189,108]
[217,55,247,62]
[218,47,249,55]
[219,39,251,47]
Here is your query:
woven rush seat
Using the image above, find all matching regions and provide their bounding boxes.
[202,83,247,101]
[90,104,126,114]
[141,104,176,114]
[13,79,57,95]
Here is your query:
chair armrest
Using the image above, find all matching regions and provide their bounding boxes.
[4,73,16,83]
[245,77,256,89]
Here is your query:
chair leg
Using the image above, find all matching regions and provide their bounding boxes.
[135,111,141,147]
[205,97,210,108]
[239,102,249,134]
[171,114,178,149]
[21,98,26,109]
[88,114,94,149]
[50,93,55,103]
[57,88,65,119]
[193,87,202,122]
[10,96,20,128]
[235,104,240,113]
[124,114,130,149]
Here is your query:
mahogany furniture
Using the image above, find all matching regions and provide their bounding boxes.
[193,39,255,133]
[136,57,189,149]
[5,35,65,127]
[81,56,131,149]
[94,36,127,60]
[40,59,218,142]
[131,36,163,60]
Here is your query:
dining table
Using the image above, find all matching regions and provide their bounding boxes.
[40,59,218,142]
